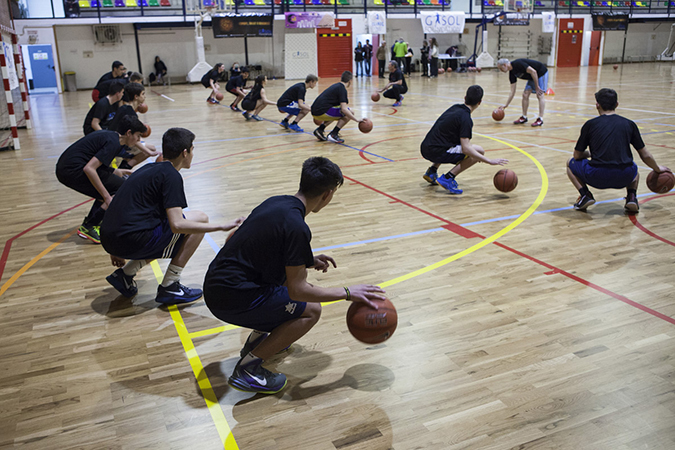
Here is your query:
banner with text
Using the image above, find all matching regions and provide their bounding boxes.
[285,12,334,29]
[542,12,555,33]
[367,11,387,35]
[212,14,273,38]
[420,12,465,34]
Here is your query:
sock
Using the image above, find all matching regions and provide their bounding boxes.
[578,187,589,196]
[330,126,341,136]
[161,264,183,287]
[281,118,288,123]
[318,123,326,132]
[122,260,146,277]
[292,121,298,125]
[427,166,438,174]
[444,172,456,179]
[627,188,637,197]
[240,352,261,366]
[247,330,266,344]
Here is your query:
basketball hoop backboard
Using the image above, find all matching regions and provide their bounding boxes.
[504,0,533,13]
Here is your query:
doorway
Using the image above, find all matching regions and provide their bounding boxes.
[557,18,584,67]
[26,45,57,93]
[317,19,352,79]
[589,31,602,66]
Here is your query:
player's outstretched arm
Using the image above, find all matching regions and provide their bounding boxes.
[502,83,517,109]
[340,102,359,122]
[461,138,508,166]
[166,208,244,234]
[636,147,670,173]
[83,156,115,209]
[285,265,386,308]
[261,89,277,106]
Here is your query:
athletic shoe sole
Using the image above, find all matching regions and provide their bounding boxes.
[77,230,101,244]
[574,199,596,211]
[624,202,639,213]
[228,377,288,395]
[422,174,438,185]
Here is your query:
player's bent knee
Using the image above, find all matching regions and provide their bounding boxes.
[474,145,485,154]
[303,302,322,322]
[185,210,209,223]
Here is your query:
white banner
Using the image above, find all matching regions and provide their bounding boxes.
[420,12,465,34]
[542,12,555,33]
[2,42,19,91]
[367,11,387,35]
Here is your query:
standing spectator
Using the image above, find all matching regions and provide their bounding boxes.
[154,56,168,85]
[429,38,439,78]
[364,39,373,77]
[354,42,364,78]
[394,38,407,71]
[404,45,414,76]
[230,62,242,79]
[420,40,430,77]
[377,41,387,79]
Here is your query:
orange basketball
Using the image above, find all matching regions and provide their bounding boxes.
[215,92,224,101]
[494,169,518,192]
[613,64,618,70]
[438,68,445,74]
[371,92,380,102]
[646,170,675,194]
[358,118,373,133]
[313,117,322,126]
[136,103,148,114]
[476,67,482,72]
[447,67,452,73]
[140,123,151,138]
[346,297,397,344]
[492,108,505,121]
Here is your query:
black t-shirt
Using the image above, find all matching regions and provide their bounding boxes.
[575,114,643,167]
[96,77,128,97]
[201,69,220,88]
[243,86,262,105]
[354,47,364,62]
[389,69,407,91]
[96,71,114,87]
[311,83,349,116]
[106,104,137,133]
[509,59,548,83]
[364,44,373,59]
[421,104,473,153]
[101,162,188,241]
[277,82,307,107]
[204,195,314,310]
[225,75,246,92]
[56,131,123,179]
[83,97,118,135]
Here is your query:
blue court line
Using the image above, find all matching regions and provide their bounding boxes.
[313,227,444,252]
[205,233,221,253]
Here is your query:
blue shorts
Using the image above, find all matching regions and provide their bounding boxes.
[206,286,307,333]
[421,144,468,165]
[525,72,548,92]
[101,218,185,260]
[278,102,301,116]
[568,158,638,189]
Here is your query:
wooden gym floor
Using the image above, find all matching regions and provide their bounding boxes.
[1,63,674,450]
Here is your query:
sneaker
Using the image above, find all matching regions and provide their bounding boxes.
[288,123,304,132]
[155,281,203,305]
[313,128,327,141]
[327,133,345,144]
[393,101,401,107]
[513,116,528,125]
[251,115,263,121]
[624,193,639,213]
[436,174,463,194]
[106,268,138,297]
[242,112,251,120]
[230,105,242,112]
[240,331,269,358]
[573,193,596,211]
[531,118,544,127]
[280,120,289,129]
[422,170,438,185]
[77,224,101,244]
[228,358,287,394]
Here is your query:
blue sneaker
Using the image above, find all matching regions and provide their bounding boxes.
[106,268,138,297]
[393,101,401,107]
[240,331,269,358]
[280,120,290,129]
[243,112,251,120]
[288,123,304,132]
[251,115,263,121]
[155,281,202,305]
[422,170,438,185]
[436,174,463,194]
[229,358,287,394]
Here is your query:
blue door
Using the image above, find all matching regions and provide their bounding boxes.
[28,45,57,89]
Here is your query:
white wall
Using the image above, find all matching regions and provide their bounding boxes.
[16,26,63,92]
[602,22,673,63]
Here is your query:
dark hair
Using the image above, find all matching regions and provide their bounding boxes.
[241,66,249,74]
[162,127,196,160]
[465,85,484,107]
[305,74,318,83]
[123,82,145,102]
[341,71,353,83]
[595,88,618,111]
[112,60,124,70]
[118,115,147,136]
[299,157,344,197]
[253,75,265,87]
[129,72,143,83]
[109,81,125,95]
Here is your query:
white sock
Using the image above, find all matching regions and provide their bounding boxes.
[161,264,183,287]
[247,330,267,344]
[122,260,146,277]
[240,352,261,366]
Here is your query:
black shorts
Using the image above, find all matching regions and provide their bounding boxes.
[56,168,124,200]
[241,98,257,111]
[421,145,467,165]
[101,218,185,260]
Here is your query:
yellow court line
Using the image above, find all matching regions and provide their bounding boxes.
[380,134,548,289]
[0,229,77,297]
[150,260,239,449]
[189,324,240,339]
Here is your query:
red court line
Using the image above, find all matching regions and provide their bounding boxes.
[629,192,675,247]
[345,175,675,326]
[0,199,92,282]
[389,108,398,115]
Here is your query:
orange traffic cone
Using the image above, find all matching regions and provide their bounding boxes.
[545,88,555,96]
